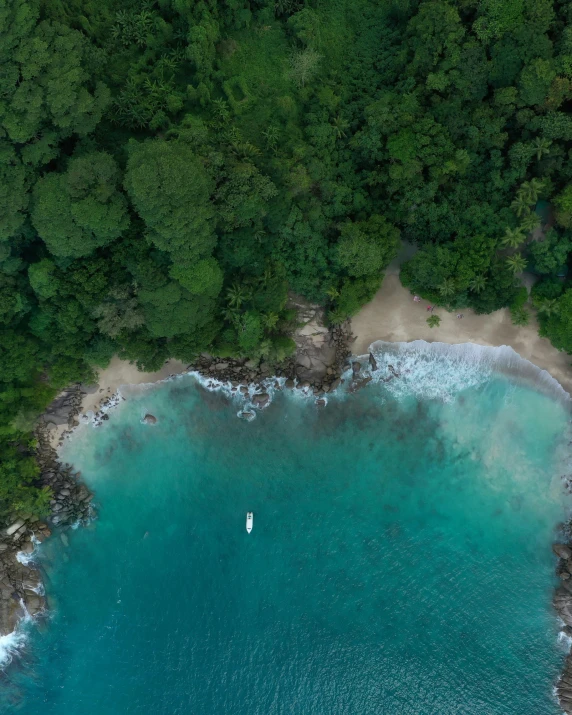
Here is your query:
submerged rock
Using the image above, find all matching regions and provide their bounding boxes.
[143,414,157,425]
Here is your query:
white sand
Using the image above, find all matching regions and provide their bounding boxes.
[351,273,572,396]
[80,356,187,413]
[49,357,188,449]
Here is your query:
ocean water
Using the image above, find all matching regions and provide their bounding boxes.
[2,344,572,714]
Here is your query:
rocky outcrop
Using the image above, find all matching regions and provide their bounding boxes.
[553,537,572,713]
[0,520,51,635]
[40,382,100,447]
[289,295,336,384]
[0,422,96,640]
[143,414,157,424]
[187,310,354,399]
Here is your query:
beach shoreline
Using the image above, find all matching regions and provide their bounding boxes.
[9,304,572,711]
[351,273,572,397]
[49,270,572,452]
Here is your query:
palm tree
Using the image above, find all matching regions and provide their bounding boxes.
[332,116,349,139]
[263,312,279,329]
[427,314,441,328]
[500,227,524,249]
[226,283,246,308]
[511,195,530,218]
[532,137,552,161]
[519,213,541,233]
[262,125,280,151]
[536,298,560,318]
[469,275,486,293]
[510,306,530,326]
[506,253,527,274]
[438,278,456,298]
[519,178,545,205]
[223,306,240,324]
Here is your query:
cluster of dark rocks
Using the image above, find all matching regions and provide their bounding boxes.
[553,541,572,712]
[189,320,355,406]
[39,382,100,446]
[36,423,94,526]
[0,517,50,634]
[0,423,95,639]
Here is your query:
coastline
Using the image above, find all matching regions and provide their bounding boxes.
[351,273,572,397]
[6,284,572,711]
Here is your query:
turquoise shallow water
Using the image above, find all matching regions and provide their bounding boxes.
[2,348,572,714]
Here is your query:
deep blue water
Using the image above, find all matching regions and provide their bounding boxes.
[2,345,571,714]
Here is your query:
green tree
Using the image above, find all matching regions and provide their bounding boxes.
[539,290,572,352]
[32,152,129,258]
[532,136,552,160]
[427,314,441,328]
[438,279,456,298]
[469,275,486,293]
[124,139,216,263]
[0,143,29,242]
[506,253,527,274]
[0,2,110,149]
[528,231,572,275]
[500,227,524,249]
[335,215,399,278]
[536,298,559,317]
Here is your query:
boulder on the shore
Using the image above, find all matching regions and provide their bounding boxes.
[554,543,572,560]
[555,587,572,626]
[143,414,157,425]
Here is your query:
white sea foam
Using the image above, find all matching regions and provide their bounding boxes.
[0,602,34,669]
[558,628,572,651]
[15,550,34,566]
[0,627,27,668]
[357,341,571,405]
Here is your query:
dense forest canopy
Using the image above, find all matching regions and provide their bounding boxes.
[3,0,572,514]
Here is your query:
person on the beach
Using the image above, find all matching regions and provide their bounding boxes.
[427,305,432,311]
[413,295,420,302]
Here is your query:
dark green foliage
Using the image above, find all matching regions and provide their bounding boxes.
[528,230,572,275]
[539,289,572,352]
[4,0,572,513]
[32,151,129,258]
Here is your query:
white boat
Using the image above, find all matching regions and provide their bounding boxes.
[246,512,253,534]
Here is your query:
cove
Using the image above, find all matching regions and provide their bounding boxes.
[3,347,572,714]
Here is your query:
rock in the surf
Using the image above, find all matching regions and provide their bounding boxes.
[554,543,572,560]
[143,414,157,425]
[252,393,270,408]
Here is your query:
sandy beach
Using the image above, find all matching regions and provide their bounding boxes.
[351,273,572,396]
[55,264,572,450]
[80,356,188,413]
[48,357,188,449]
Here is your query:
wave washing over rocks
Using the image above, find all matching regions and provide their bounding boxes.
[0,422,94,665]
[5,332,572,713]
